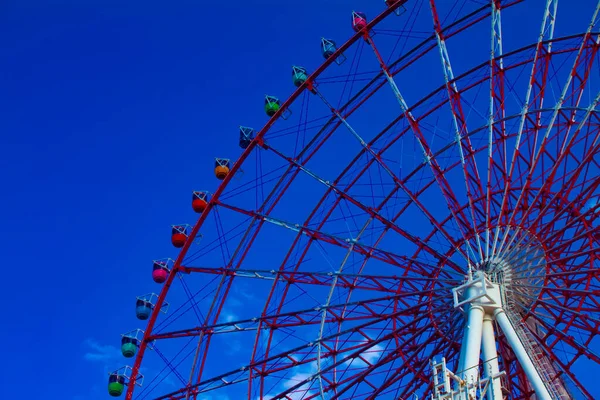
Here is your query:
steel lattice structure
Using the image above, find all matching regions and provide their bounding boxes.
[108,0,600,399]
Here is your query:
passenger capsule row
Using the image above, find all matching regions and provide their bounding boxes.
[104,5,407,396]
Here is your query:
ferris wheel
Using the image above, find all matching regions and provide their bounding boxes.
[107,0,600,399]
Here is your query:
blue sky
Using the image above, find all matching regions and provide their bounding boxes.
[1,0,599,399]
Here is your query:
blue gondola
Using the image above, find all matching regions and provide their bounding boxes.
[239,126,254,149]
[321,38,337,59]
[292,66,308,87]
[136,299,152,320]
[321,38,346,65]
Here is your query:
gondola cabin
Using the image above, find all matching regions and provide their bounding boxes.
[385,0,406,16]
[265,95,281,117]
[239,126,255,149]
[152,261,170,283]
[108,373,125,397]
[121,336,139,358]
[352,11,368,32]
[214,158,231,180]
[292,66,308,87]
[171,225,188,248]
[321,38,346,65]
[192,191,208,213]
[136,299,153,320]
[321,38,337,59]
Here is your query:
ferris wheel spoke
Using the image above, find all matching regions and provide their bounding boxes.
[485,0,508,261]
[237,107,351,228]
[221,147,467,269]
[496,185,599,265]
[308,87,470,263]
[374,335,454,400]
[264,307,432,397]
[180,266,454,295]
[537,159,600,234]
[147,292,425,342]
[311,311,441,400]
[511,268,599,283]
[546,208,600,245]
[534,208,600,259]
[513,282,597,297]
[498,123,597,258]
[279,321,425,398]
[495,127,598,257]
[528,312,600,366]
[215,200,461,277]
[547,246,600,269]
[247,120,466,287]
[515,292,600,329]
[499,99,600,254]
[544,224,600,258]
[332,331,440,399]
[314,299,440,395]
[364,34,480,264]
[257,265,446,396]
[498,7,600,253]
[534,282,599,311]
[493,0,559,255]
[331,298,461,399]
[428,0,486,261]
[534,174,600,241]
[154,300,430,400]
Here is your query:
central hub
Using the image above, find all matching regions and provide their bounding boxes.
[474,228,548,314]
[452,271,505,317]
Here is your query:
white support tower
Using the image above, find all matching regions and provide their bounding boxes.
[428,271,564,400]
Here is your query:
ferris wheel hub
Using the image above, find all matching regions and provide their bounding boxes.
[474,228,548,315]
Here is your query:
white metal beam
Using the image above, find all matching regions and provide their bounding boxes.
[461,288,485,396]
[494,309,552,400]
[481,315,502,400]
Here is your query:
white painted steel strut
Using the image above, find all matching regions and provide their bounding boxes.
[429,271,553,400]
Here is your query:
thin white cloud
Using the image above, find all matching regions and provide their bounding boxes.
[281,361,319,399]
[220,310,238,324]
[83,338,121,362]
[345,343,384,368]
[225,313,237,323]
[225,339,242,355]
[283,371,313,389]
[140,366,179,389]
[226,295,243,308]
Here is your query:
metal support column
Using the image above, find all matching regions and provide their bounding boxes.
[461,288,485,394]
[494,309,552,400]
[481,315,502,400]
